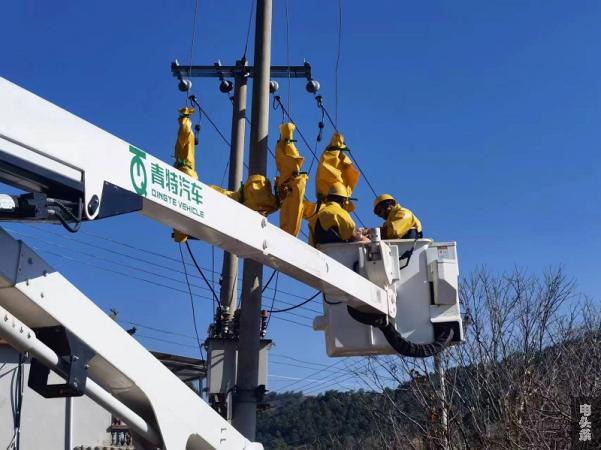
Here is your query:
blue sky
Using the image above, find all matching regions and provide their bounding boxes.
[2,1,600,393]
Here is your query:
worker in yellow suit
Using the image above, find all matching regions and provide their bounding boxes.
[315,132,359,204]
[309,183,369,246]
[373,194,423,239]
[275,123,308,236]
[173,107,198,243]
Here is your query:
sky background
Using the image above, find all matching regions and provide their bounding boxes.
[1,0,600,394]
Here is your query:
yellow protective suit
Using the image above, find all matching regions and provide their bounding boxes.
[209,185,241,202]
[382,204,423,239]
[275,123,307,236]
[210,176,277,216]
[308,200,356,247]
[315,132,360,201]
[174,107,198,179]
[173,107,197,243]
[242,175,278,216]
[302,199,319,220]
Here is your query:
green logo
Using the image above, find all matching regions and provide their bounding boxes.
[129,145,148,197]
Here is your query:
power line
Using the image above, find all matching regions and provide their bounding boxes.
[269,291,321,314]
[25,242,316,324]
[267,315,312,329]
[265,270,279,329]
[179,244,205,360]
[190,98,236,151]
[269,356,367,378]
[186,241,220,306]
[335,0,343,127]
[242,0,256,59]
[15,225,319,306]
[284,0,291,114]
[120,320,197,341]
[136,334,199,350]
[271,96,373,231]
[277,358,347,391]
[272,95,319,162]
[299,360,369,394]
[316,97,379,199]
[16,227,322,316]
[184,0,201,105]
[23,229,319,315]
[261,269,278,293]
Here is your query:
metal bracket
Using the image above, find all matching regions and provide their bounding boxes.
[28,325,95,398]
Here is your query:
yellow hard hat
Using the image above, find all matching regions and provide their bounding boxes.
[373,194,395,212]
[327,182,350,198]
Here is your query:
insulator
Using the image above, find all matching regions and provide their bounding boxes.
[178,79,192,92]
[260,310,269,338]
[306,79,320,93]
[219,79,233,93]
[269,80,279,93]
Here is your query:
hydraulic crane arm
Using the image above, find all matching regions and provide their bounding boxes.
[0,227,260,450]
[0,77,392,316]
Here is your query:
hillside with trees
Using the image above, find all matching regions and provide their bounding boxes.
[258,268,601,449]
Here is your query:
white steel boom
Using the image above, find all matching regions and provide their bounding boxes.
[0,77,463,449]
[0,227,261,450]
[0,77,392,317]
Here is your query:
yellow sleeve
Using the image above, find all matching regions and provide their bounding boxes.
[319,204,356,241]
[335,209,356,241]
[385,207,414,239]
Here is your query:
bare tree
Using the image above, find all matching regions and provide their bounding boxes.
[361,267,601,450]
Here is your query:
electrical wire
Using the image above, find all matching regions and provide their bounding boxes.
[272,95,364,232]
[261,269,278,293]
[188,96,238,152]
[269,291,321,314]
[185,0,200,104]
[295,359,370,394]
[137,333,199,350]
[185,241,220,306]
[25,240,317,323]
[316,97,379,198]
[270,356,366,378]
[10,229,323,319]
[272,95,319,162]
[8,353,24,450]
[120,320,197,341]
[211,245,216,314]
[179,244,205,360]
[10,226,322,310]
[285,0,291,114]
[265,270,280,329]
[52,198,83,233]
[242,0,256,59]
[335,0,343,127]
[352,211,367,228]
[277,358,347,391]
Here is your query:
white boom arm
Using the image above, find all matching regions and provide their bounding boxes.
[0,77,393,316]
[0,227,260,450]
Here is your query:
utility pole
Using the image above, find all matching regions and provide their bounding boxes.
[232,0,272,440]
[171,7,315,434]
[220,58,248,317]
[433,353,449,450]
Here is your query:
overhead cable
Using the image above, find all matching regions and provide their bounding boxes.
[269,291,321,313]
[178,244,205,360]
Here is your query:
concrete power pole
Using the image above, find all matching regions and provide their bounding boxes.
[433,353,449,449]
[220,59,248,315]
[170,6,312,433]
[232,0,272,440]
